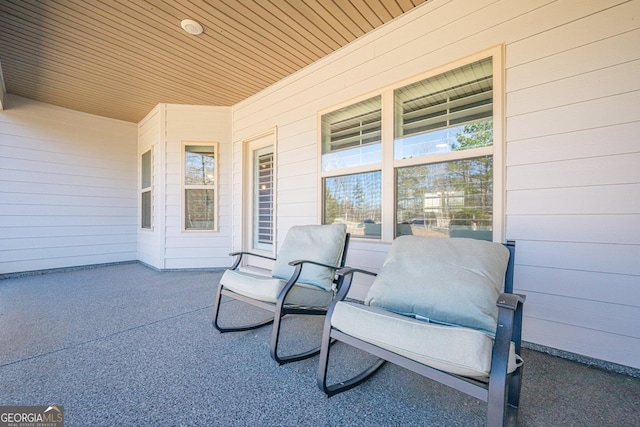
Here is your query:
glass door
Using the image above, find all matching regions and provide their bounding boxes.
[253,146,274,251]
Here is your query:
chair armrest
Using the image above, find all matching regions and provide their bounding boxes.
[337,266,378,278]
[330,266,378,302]
[287,259,350,294]
[228,251,276,270]
[229,251,277,261]
[276,259,345,302]
[288,259,341,270]
[494,293,526,338]
[496,293,526,311]
[491,292,526,377]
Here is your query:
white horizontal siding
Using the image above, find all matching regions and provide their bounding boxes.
[162,104,232,269]
[137,105,164,269]
[503,0,640,369]
[231,0,640,368]
[507,184,640,215]
[507,214,640,245]
[507,153,640,190]
[507,122,639,166]
[3,252,136,275]
[0,144,130,172]
[0,95,137,274]
[1,225,135,239]
[507,92,639,142]
[507,61,640,118]
[515,241,640,277]
[524,317,640,369]
[505,1,639,67]
[525,292,638,339]
[515,265,640,307]
[3,181,137,199]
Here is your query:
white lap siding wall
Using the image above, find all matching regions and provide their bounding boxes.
[136,104,232,270]
[230,0,640,369]
[0,94,137,274]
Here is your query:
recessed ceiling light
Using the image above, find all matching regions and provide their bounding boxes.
[181,19,203,35]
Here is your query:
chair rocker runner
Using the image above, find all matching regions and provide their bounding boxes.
[317,236,525,427]
[213,224,350,364]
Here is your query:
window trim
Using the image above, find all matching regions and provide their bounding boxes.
[252,144,275,252]
[140,147,153,231]
[181,141,219,233]
[242,128,278,261]
[318,45,505,243]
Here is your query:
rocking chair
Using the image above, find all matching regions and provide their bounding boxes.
[213,224,349,364]
[317,236,525,426]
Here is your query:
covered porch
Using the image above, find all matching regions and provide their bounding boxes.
[1,263,638,426]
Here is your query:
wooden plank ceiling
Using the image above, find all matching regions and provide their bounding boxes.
[0,0,427,123]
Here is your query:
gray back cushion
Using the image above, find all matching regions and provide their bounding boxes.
[271,224,347,291]
[365,236,510,335]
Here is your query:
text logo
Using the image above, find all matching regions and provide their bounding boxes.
[0,406,64,427]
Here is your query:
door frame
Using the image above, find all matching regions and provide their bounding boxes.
[242,128,277,267]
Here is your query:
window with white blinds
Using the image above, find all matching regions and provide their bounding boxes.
[321,96,382,172]
[254,147,274,248]
[320,49,503,242]
[394,58,493,160]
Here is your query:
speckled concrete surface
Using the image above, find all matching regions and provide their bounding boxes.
[1,263,639,426]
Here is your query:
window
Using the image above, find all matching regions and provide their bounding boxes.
[394,57,495,241]
[396,156,493,240]
[184,143,217,231]
[394,58,493,159]
[321,49,503,242]
[140,149,152,229]
[320,96,382,238]
[321,96,381,172]
[254,146,274,250]
[324,171,382,238]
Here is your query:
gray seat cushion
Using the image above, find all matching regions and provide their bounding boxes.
[220,270,333,306]
[365,236,510,335]
[331,301,521,378]
[271,224,347,291]
[220,224,347,307]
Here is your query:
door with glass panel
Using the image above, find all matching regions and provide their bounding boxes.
[252,145,274,251]
[243,133,275,267]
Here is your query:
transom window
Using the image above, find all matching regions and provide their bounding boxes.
[320,50,503,242]
[321,96,381,172]
[394,58,493,159]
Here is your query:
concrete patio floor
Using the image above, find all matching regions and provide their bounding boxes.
[1,263,639,426]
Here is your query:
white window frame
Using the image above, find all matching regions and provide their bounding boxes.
[319,46,505,243]
[242,128,278,262]
[182,141,219,232]
[252,145,275,252]
[140,148,153,231]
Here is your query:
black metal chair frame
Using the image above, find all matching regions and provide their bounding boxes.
[213,234,350,365]
[317,241,525,427]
